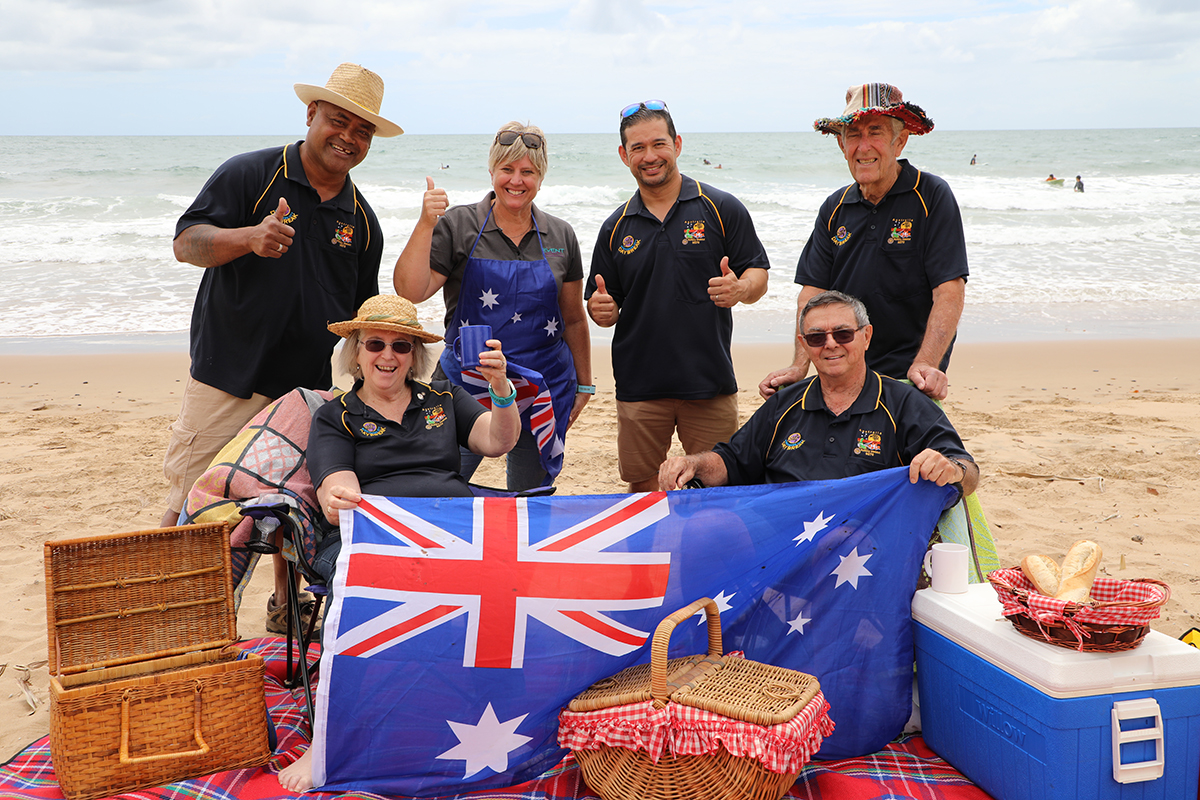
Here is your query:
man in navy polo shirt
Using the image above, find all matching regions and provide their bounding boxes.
[759,83,967,403]
[161,64,401,631]
[586,100,770,493]
[660,291,978,494]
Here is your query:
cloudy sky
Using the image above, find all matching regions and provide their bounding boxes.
[3,0,1198,135]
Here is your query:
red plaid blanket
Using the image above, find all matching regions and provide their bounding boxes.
[0,639,992,800]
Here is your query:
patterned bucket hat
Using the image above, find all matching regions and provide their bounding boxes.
[814,83,933,136]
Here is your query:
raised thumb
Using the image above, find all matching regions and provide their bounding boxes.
[426,176,435,191]
[594,274,609,295]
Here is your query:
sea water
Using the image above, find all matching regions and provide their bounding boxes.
[1,129,1198,353]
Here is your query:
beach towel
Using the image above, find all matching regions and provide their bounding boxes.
[182,387,338,608]
[0,638,991,800]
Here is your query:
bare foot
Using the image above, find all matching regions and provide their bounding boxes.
[278,748,314,793]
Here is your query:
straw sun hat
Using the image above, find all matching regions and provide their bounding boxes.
[327,295,442,342]
[814,82,934,136]
[295,62,403,138]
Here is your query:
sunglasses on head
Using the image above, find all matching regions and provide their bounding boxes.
[361,338,414,354]
[620,100,669,119]
[802,327,863,348]
[495,130,544,149]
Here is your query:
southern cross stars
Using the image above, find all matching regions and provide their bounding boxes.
[436,703,532,779]
[480,289,500,309]
[795,510,834,545]
[831,546,873,589]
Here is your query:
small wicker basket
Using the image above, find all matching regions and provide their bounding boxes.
[560,598,831,800]
[988,567,1170,652]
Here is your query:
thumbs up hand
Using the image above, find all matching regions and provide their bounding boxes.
[587,274,619,327]
[255,196,295,258]
[420,177,449,228]
[707,257,743,308]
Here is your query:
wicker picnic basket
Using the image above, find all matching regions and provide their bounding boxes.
[559,598,833,800]
[988,567,1171,653]
[44,523,271,800]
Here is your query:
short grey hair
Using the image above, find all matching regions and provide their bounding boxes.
[337,328,431,384]
[488,121,548,177]
[800,290,871,330]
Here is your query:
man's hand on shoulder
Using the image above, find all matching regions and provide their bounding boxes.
[587,274,619,327]
[758,365,804,399]
[907,362,949,401]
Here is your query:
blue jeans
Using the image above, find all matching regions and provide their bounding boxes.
[458,427,548,492]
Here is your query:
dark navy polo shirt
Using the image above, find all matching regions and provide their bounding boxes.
[794,160,968,379]
[714,370,971,486]
[585,175,770,402]
[177,142,383,399]
[307,380,485,498]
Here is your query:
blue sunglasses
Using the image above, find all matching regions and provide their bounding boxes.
[620,100,669,119]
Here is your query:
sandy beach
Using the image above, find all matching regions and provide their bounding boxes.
[2,339,1198,760]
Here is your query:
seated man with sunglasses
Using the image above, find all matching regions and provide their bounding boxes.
[659,291,978,493]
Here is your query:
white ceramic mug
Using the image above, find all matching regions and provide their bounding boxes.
[923,543,969,593]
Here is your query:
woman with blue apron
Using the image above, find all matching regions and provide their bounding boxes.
[393,122,592,490]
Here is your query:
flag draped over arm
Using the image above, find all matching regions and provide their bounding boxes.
[313,467,954,796]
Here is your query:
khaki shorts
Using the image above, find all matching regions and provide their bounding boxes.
[615,394,739,484]
[163,377,272,514]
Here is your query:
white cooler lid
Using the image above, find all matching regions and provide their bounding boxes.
[912,584,1200,698]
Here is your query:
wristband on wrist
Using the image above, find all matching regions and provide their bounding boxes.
[489,380,517,408]
[576,384,596,395]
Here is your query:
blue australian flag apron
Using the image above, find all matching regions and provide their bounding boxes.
[439,206,576,483]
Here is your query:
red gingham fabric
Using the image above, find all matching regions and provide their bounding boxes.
[989,568,1168,647]
[558,680,834,775]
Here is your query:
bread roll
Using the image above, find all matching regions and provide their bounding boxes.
[1021,555,1061,596]
[1055,540,1102,603]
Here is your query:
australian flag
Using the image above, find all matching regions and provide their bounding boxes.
[312,468,954,796]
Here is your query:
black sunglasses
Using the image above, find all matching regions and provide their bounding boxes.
[802,327,864,348]
[361,338,414,354]
[620,100,669,119]
[495,130,544,149]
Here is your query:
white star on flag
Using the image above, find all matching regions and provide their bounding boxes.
[794,510,834,545]
[480,289,500,309]
[543,318,559,336]
[694,589,735,623]
[436,703,533,779]
[511,312,522,324]
[831,546,873,589]
[787,610,812,634]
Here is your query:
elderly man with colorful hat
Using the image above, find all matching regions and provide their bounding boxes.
[162,64,401,634]
[760,83,968,404]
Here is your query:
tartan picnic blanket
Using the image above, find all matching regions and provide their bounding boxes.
[0,639,992,800]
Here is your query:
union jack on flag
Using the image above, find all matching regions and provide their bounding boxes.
[460,362,564,473]
[312,468,955,797]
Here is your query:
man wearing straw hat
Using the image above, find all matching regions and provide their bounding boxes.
[161,63,401,633]
[759,83,968,404]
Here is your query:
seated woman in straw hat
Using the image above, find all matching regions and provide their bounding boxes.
[279,294,518,791]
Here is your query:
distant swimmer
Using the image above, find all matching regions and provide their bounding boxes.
[970,154,976,165]
[1045,173,1064,186]
[1046,173,1055,181]
[439,163,450,169]
[703,158,711,165]
[715,164,722,169]
[1074,175,1084,193]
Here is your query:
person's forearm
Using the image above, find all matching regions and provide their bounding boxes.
[737,268,769,305]
[912,279,965,371]
[691,452,730,487]
[562,317,592,387]
[174,224,252,268]
[393,219,441,302]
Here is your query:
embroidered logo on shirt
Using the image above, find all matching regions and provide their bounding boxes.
[682,220,705,245]
[781,432,805,451]
[424,405,447,429]
[359,421,385,437]
[281,211,298,225]
[887,219,913,245]
[853,430,883,456]
[332,221,355,248]
[618,235,640,255]
[831,225,852,246]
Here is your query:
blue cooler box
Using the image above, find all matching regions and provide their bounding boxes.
[913,584,1200,800]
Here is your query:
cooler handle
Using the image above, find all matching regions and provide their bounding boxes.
[1110,697,1164,784]
[119,682,211,764]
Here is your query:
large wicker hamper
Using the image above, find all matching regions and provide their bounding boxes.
[44,523,271,800]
